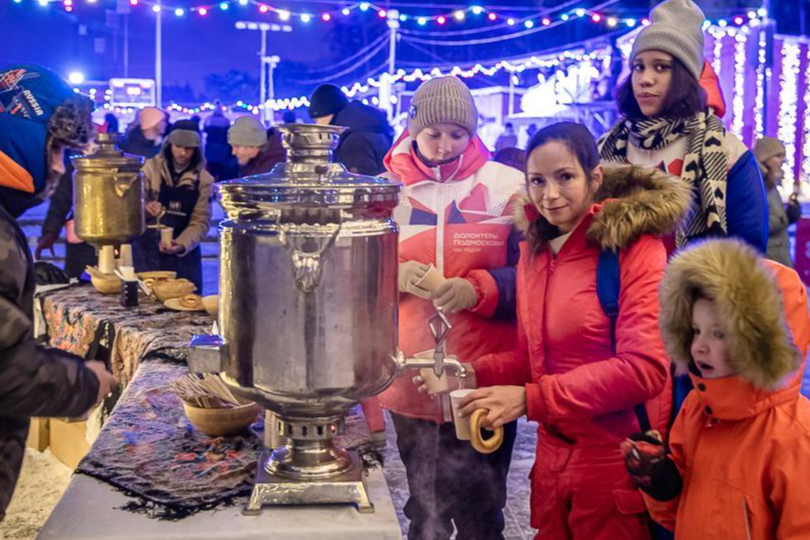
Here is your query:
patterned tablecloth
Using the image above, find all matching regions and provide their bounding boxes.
[39,284,375,519]
[40,284,213,388]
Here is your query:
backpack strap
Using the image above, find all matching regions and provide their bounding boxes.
[596,248,652,434]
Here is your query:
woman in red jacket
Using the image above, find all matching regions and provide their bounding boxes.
[448,122,692,539]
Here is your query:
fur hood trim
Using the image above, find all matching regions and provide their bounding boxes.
[513,164,693,251]
[658,239,800,390]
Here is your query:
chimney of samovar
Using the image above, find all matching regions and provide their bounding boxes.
[189,123,465,514]
[71,133,145,247]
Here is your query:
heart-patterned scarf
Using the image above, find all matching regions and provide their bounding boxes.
[599,113,728,247]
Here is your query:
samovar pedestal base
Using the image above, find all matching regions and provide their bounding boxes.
[244,449,373,514]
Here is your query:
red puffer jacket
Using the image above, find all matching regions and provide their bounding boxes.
[472,165,693,530]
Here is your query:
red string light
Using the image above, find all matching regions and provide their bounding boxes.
[322,12,330,21]
[437,15,446,24]
[487,12,496,21]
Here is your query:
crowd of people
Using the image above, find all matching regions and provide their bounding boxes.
[1,0,809,537]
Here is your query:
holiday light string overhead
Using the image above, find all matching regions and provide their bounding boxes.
[15,0,768,33]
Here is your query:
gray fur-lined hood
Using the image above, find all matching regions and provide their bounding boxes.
[658,239,801,390]
[513,164,693,252]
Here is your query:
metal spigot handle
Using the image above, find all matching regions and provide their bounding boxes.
[428,310,452,377]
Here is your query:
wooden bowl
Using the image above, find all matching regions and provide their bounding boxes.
[137,271,177,280]
[151,279,197,301]
[201,295,218,317]
[91,274,122,294]
[182,401,260,437]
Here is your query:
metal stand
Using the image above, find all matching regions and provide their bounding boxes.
[245,449,373,514]
[245,412,374,514]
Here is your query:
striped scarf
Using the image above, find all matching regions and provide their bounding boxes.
[599,113,728,247]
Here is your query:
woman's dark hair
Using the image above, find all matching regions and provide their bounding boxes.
[524,122,601,251]
[526,122,600,175]
[616,56,707,119]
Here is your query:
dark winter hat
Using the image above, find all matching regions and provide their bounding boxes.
[228,116,267,147]
[308,84,349,119]
[407,76,477,137]
[168,119,201,148]
[0,64,93,197]
[631,0,705,81]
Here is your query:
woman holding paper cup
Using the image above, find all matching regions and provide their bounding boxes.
[438,122,693,539]
[376,76,525,540]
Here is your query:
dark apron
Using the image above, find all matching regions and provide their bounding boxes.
[133,178,203,291]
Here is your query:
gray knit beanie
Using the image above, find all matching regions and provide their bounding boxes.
[228,116,267,147]
[407,76,477,137]
[753,136,786,165]
[631,0,705,81]
[167,128,200,148]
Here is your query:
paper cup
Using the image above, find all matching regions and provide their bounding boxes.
[414,264,445,294]
[98,245,116,275]
[160,227,174,248]
[449,389,475,440]
[118,244,133,267]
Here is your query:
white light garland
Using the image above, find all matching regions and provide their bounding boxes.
[778,42,801,186]
[802,45,810,188]
[711,30,724,86]
[754,28,766,140]
[731,30,748,138]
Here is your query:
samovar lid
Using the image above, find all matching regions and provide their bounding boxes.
[217,124,401,212]
[72,133,144,173]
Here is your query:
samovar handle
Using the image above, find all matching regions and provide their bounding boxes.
[113,170,140,198]
[279,222,342,294]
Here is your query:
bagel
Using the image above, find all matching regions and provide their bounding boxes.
[469,408,504,454]
[179,294,202,309]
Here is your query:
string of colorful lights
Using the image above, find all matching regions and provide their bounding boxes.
[11,0,769,33]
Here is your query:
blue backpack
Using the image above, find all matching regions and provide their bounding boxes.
[596,249,688,540]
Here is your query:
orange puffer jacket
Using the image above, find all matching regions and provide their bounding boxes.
[648,242,810,539]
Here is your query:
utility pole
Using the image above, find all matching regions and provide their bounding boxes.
[124,13,129,78]
[380,9,399,121]
[260,26,267,113]
[155,0,162,107]
[235,21,291,122]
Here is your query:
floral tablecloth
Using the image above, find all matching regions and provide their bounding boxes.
[40,284,213,387]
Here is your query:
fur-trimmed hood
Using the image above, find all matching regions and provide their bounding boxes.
[659,239,801,390]
[513,164,693,252]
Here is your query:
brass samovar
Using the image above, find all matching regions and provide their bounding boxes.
[72,132,145,247]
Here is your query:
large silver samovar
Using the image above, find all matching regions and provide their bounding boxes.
[188,123,464,513]
[72,132,145,246]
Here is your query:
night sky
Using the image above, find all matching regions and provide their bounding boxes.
[4,0,798,104]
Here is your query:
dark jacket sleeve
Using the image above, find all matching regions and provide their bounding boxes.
[337,132,385,176]
[41,168,73,236]
[725,150,768,254]
[486,227,522,320]
[0,220,99,419]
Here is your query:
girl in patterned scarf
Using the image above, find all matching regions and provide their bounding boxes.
[598,0,767,253]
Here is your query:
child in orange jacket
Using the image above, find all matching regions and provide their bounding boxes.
[622,239,810,539]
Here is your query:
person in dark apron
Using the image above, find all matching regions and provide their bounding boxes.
[133,121,214,291]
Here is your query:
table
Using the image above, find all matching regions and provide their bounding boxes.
[38,467,401,540]
[35,284,403,540]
